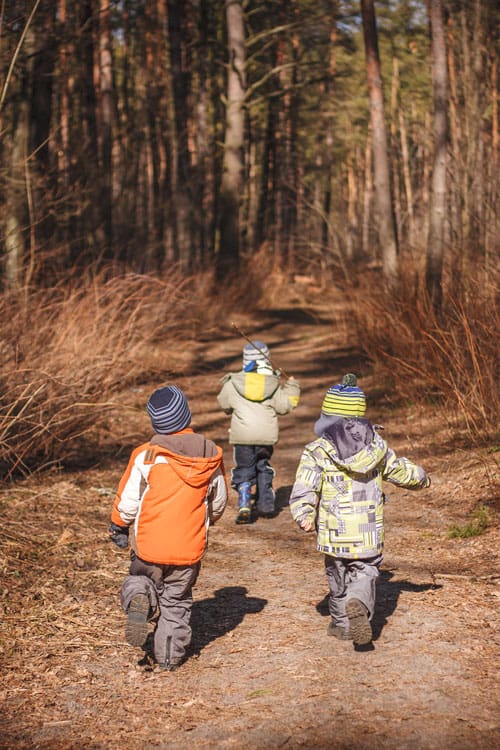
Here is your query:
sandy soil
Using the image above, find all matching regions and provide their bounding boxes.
[0,302,498,749]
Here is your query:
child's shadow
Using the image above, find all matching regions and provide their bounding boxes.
[316,570,442,644]
[274,485,292,516]
[189,586,267,655]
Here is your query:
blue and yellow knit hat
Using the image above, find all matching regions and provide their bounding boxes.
[146,385,192,434]
[242,340,271,372]
[321,374,366,418]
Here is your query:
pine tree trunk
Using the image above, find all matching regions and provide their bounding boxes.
[361,0,398,284]
[362,129,373,257]
[390,56,401,246]
[98,0,114,256]
[322,18,337,256]
[216,0,246,280]
[166,0,194,269]
[399,111,414,241]
[425,0,448,310]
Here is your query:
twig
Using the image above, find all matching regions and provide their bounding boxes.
[0,0,42,113]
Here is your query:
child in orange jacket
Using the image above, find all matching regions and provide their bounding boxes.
[109,385,228,671]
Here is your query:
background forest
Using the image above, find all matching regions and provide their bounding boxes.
[0,0,498,477]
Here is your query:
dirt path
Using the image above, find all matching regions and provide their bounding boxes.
[1,303,498,749]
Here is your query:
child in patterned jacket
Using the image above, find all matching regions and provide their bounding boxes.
[289,374,430,646]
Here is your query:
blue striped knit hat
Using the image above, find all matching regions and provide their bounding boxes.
[146,385,192,434]
[242,340,271,372]
[321,374,366,418]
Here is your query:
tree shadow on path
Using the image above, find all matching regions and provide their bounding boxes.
[190,586,267,655]
[316,570,441,649]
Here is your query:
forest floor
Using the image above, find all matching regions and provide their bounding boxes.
[0,295,499,749]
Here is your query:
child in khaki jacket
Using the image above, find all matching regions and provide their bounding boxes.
[217,340,300,524]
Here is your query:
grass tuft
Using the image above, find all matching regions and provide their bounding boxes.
[448,504,493,539]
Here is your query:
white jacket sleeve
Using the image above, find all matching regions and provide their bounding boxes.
[116,451,151,524]
[206,466,228,523]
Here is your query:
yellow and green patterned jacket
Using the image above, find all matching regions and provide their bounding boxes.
[289,419,430,559]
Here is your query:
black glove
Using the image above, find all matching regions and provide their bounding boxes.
[108,522,129,549]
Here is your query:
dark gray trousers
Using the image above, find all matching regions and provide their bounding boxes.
[324,554,382,629]
[121,556,200,665]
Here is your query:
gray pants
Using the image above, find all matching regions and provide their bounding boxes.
[121,556,200,665]
[324,554,382,629]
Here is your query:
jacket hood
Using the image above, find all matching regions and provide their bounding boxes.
[321,418,388,475]
[148,431,223,488]
[229,371,280,403]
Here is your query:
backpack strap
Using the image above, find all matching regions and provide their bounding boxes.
[144,447,156,464]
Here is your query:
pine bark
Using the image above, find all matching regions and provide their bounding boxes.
[425,0,448,309]
[98,0,114,255]
[361,0,398,283]
[216,0,246,280]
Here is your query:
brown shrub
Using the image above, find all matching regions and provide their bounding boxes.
[351,269,499,441]
[0,269,229,478]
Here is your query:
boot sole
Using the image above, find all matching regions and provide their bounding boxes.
[125,594,149,647]
[235,508,251,524]
[346,599,372,645]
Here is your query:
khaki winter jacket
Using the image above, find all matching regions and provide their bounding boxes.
[217,371,300,445]
[111,429,228,565]
[289,418,430,559]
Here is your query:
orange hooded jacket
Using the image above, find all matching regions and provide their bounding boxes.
[111,430,226,566]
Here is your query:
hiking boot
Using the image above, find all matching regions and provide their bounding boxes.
[155,658,183,673]
[125,594,150,648]
[256,504,276,518]
[346,598,372,645]
[235,507,251,524]
[326,621,352,640]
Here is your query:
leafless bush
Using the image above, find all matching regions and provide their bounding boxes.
[0,269,227,478]
[351,270,499,440]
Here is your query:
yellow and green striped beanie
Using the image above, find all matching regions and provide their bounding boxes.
[321,373,366,418]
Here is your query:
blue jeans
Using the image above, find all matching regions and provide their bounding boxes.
[231,444,275,514]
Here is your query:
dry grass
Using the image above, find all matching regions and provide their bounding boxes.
[351,269,499,441]
[0,268,235,478]
[1,257,497,480]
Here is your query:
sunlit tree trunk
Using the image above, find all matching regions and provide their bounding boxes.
[2,22,36,288]
[361,0,398,283]
[425,0,447,310]
[4,113,28,288]
[390,56,401,246]
[362,129,372,257]
[216,0,246,280]
[399,111,414,241]
[281,29,299,268]
[322,15,337,255]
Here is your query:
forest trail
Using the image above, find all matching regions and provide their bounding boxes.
[1,300,498,749]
